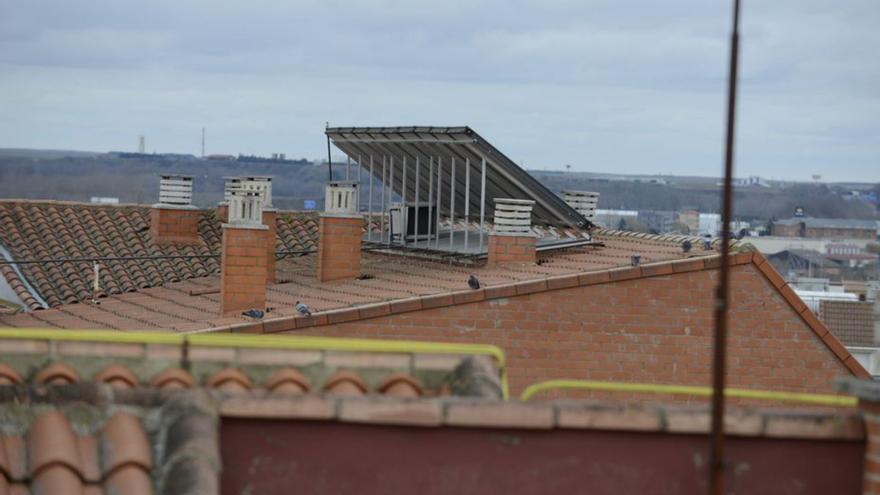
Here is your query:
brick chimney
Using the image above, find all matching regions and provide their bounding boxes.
[488,198,536,266]
[220,186,268,315]
[562,190,600,222]
[219,176,277,283]
[317,181,361,282]
[150,175,201,245]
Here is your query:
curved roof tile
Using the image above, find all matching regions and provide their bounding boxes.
[27,410,82,478]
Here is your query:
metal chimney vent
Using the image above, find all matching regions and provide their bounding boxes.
[227,186,263,225]
[492,198,534,235]
[562,190,600,221]
[159,175,193,206]
[224,176,273,208]
[325,181,358,215]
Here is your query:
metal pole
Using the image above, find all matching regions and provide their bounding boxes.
[357,154,362,184]
[381,156,387,244]
[449,157,456,249]
[436,157,442,249]
[415,156,421,248]
[479,156,487,251]
[368,155,374,241]
[388,156,394,245]
[402,156,408,246]
[464,158,470,251]
[428,157,434,245]
[326,133,333,181]
[709,1,740,494]
[346,155,351,180]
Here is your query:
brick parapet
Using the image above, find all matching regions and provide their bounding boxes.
[220,225,268,315]
[316,215,362,282]
[149,206,202,245]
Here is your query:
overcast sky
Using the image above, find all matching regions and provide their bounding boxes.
[1,1,877,182]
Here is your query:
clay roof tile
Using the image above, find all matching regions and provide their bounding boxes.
[205,368,253,392]
[378,373,423,398]
[93,364,139,390]
[0,364,23,385]
[103,465,153,495]
[33,363,80,386]
[149,368,196,391]
[100,412,152,475]
[26,411,82,478]
[31,464,83,495]
[323,371,369,396]
[265,368,310,395]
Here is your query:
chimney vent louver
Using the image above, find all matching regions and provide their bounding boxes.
[562,190,600,221]
[158,175,194,207]
[224,176,273,209]
[492,198,535,236]
[324,181,359,215]
[227,185,263,226]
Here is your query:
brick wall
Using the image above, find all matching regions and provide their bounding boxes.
[487,235,536,266]
[293,263,854,398]
[149,207,201,245]
[220,226,268,315]
[317,216,361,282]
[771,223,801,237]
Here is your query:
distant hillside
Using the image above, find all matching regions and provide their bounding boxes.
[0,150,876,222]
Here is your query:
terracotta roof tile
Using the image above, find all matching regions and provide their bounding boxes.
[323,370,369,396]
[150,368,197,390]
[820,300,875,347]
[265,368,311,395]
[94,364,140,390]
[378,373,423,398]
[205,368,253,392]
[33,362,80,386]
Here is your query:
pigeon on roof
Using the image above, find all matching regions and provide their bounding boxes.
[467,275,480,290]
[241,309,264,319]
[295,301,312,316]
[682,240,692,253]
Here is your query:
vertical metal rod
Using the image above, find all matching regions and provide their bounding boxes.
[415,157,421,248]
[427,157,434,244]
[401,156,407,246]
[709,1,740,494]
[479,156,487,252]
[326,133,333,181]
[436,158,442,249]
[464,158,470,251]
[368,155,374,242]
[388,156,394,245]
[357,154,362,184]
[380,156,387,244]
[449,157,456,249]
[346,155,351,181]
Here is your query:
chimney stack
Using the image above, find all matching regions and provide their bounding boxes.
[562,190,600,222]
[488,198,536,266]
[219,177,277,282]
[317,181,361,282]
[150,175,201,245]
[220,186,268,315]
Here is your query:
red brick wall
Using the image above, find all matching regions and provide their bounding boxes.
[149,207,201,245]
[488,234,536,266]
[317,216,361,282]
[220,226,268,315]
[294,263,853,397]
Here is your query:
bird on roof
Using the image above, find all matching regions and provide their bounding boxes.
[241,309,264,319]
[467,274,481,290]
[682,240,692,253]
[295,301,312,316]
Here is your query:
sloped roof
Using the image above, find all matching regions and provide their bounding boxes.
[0,200,318,310]
[820,300,875,347]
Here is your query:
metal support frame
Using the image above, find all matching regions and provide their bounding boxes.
[479,156,487,251]
[449,157,456,249]
[414,157,421,247]
[401,156,408,246]
[346,155,351,180]
[388,156,394,246]
[427,157,434,244]
[368,155,374,241]
[436,158,442,249]
[464,157,470,251]
[380,156,387,243]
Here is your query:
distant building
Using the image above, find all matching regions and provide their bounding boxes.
[732,176,771,188]
[771,217,878,240]
[638,210,676,233]
[676,210,699,233]
[593,209,638,229]
[89,197,119,205]
[698,213,721,236]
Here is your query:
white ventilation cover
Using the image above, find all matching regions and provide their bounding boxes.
[562,190,600,220]
[325,181,358,215]
[493,198,534,235]
[159,175,193,206]
[227,186,263,225]
[224,176,273,208]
